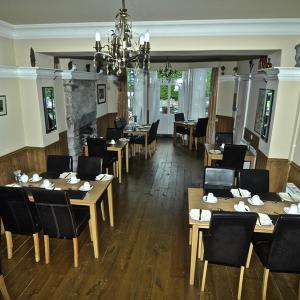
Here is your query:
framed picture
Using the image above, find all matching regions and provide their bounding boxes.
[0,95,7,116]
[97,84,106,104]
[42,87,57,133]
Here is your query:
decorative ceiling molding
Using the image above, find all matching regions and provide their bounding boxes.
[59,70,98,80]
[275,67,300,81]
[1,19,300,39]
[218,75,236,82]
[0,65,57,79]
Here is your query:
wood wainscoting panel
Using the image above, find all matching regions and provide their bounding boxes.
[244,127,259,150]
[97,112,118,137]
[59,131,69,155]
[215,115,234,133]
[288,162,300,188]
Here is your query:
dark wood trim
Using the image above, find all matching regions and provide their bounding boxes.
[96,112,118,137]
[244,127,259,150]
[288,161,300,188]
[215,115,234,133]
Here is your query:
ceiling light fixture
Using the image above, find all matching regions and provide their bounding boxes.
[158,60,178,82]
[94,0,150,76]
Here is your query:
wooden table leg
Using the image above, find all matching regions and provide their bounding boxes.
[189,224,199,285]
[145,135,148,159]
[173,124,177,144]
[90,204,99,258]
[126,143,129,173]
[107,182,114,227]
[118,149,122,183]
[189,127,193,151]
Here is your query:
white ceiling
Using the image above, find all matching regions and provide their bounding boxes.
[0,0,300,25]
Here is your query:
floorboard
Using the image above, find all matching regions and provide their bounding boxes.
[1,138,299,299]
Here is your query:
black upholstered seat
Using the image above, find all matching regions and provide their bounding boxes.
[87,137,115,174]
[77,156,103,180]
[201,211,257,299]
[252,215,300,299]
[203,167,235,197]
[193,118,208,150]
[174,113,189,135]
[0,186,41,262]
[31,189,90,267]
[40,155,73,179]
[106,128,123,140]
[114,117,124,130]
[215,132,233,145]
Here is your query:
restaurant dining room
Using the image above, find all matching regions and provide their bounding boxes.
[1,0,300,299]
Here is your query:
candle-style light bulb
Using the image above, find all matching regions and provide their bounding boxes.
[95,32,101,42]
[139,34,145,45]
[144,31,150,42]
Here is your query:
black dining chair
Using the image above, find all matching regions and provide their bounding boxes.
[120,117,127,129]
[203,167,235,197]
[174,113,185,121]
[87,137,116,175]
[40,155,73,179]
[201,211,257,300]
[0,186,41,262]
[0,232,11,300]
[217,144,247,173]
[114,117,123,130]
[106,128,123,141]
[252,215,300,300]
[77,156,103,181]
[193,118,208,150]
[32,189,90,267]
[174,113,189,137]
[215,132,233,146]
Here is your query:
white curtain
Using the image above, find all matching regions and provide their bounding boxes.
[133,69,146,123]
[179,68,210,120]
[149,71,160,123]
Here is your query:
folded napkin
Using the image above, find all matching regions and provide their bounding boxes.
[5,183,21,187]
[95,174,114,181]
[59,172,76,179]
[119,138,129,142]
[231,188,251,198]
[209,149,221,154]
[257,213,273,226]
[189,209,211,222]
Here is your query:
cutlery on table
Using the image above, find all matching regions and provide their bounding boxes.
[238,188,242,197]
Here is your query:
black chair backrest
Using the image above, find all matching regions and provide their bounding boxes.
[215,132,233,146]
[87,137,107,157]
[204,167,235,190]
[238,169,269,194]
[195,118,208,137]
[47,155,73,173]
[0,186,40,234]
[120,117,127,128]
[221,144,247,170]
[106,128,123,140]
[266,215,300,273]
[32,189,80,238]
[77,156,103,180]
[114,118,123,130]
[175,113,185,122]
[205,211,257,267]
[0,234,2,275]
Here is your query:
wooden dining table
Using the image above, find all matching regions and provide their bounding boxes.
[204,143,256,168]
[16,176,114,259]
[124,125,151,159]
[84,140,129,183]
[188,187,287,285]
[173,121,196,151]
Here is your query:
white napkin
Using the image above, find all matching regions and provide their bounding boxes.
[59,172,76,179]
[119,138,129,142]
[209,149,221,154]
[257,213,273,226]
[95,174,113,181]
[5,183,21,187]
[231,188,251,198]
[189,209,211,221]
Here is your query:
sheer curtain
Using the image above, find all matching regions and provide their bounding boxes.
[179,68,210,120]
[133,69,146,123]
[149,71,160,123]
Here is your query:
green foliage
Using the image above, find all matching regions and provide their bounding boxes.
[170,85,178,101]
[205,69,212,97]
[158,70,182,81]
[160,85,168,100]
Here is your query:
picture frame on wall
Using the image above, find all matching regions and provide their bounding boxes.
[42,87,57,133]
[97,84,106,104]
[0,95,7,116]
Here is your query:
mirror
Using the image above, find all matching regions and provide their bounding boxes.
[42,87,57,133]
[254,88,274,142]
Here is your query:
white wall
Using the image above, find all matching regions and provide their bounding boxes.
[216,77,235,117]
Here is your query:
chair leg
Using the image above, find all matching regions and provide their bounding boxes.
[195,137,197,150]
[33,233,40,262]
[44,235,50,264]
[200,239,204,261]
[100,201,105,221]
[189,227,192,245]
[246,243,253,268]
[198,231,203,259]
[0,275,11,300]
[201,260,208,292]
[262,268,270,300]
[237,266,245,300]
[88,220,93,242]
[106,167,109,174]
[73,237,78,268]
[5,231,13,259]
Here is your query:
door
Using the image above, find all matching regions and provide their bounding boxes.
[158,83,180,134]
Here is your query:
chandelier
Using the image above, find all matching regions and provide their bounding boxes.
[158,60,177,82]
[94,0,150,76]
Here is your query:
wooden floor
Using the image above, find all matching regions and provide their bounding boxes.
[1,138,299,300]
